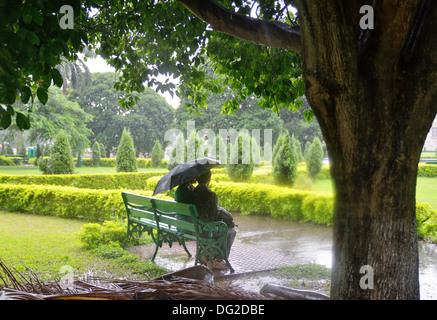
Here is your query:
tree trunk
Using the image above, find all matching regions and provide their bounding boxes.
[296,0,437,299]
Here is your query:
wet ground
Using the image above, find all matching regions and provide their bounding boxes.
[128,213,437,299]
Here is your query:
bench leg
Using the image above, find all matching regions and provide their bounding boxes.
[150,232,160,262]
[223,257,235,273]
[123,221,132,248]
[181,239,192,258]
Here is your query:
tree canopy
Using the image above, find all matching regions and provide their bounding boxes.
[0,1,305,131]
[75,72,174,156]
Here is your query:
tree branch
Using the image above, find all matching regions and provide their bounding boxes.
[176,0,302,54]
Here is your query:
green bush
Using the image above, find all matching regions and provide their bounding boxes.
[0,155,15,166]
[2,142,13,155]
[37,156,50,174]
[151,140,164,167]
[301,193,334,225]
[116,128,138,172]
[75,157,166,168]
[211,182,317,222]
[77,220,127,249]
[91,141,101,167]
[307,137,323,180]
[418,164,437,177]
[416,202,437,242]
[292,135,303,163]
[226,134,255,182]
[45,131,75,175]
[0,171,166,190]
[0,183,127,221]
[272,130,298,186]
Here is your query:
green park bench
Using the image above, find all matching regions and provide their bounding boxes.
[121,191,234,272]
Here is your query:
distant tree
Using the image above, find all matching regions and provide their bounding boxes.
[91,141,101,167]
[292,134,303,163]
[2,142,13,155]
[151,139,163,167]
[116,128,137,172]
[99,142,106,158]
[307,137,323,180]
[76,73,174,156]
[17,141,26,156]
[303,141,312,162]
[226,133,255,182]
[46,131,75,175]
[28,86,93,156]
[272,130,298,186]
[56,56,92,96]
[35,143,42,166]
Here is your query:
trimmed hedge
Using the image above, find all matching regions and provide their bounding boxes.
[0,183,171,221]
[0,184,126,221]
[416,202,437,243]
[0,156,16,166]
[0,171,166,190]
[418,164,437,177]
[74,158,167,168]
[210,182,334,225]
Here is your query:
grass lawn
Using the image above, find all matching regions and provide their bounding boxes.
[421,151,437,158]
[0,212,167,283]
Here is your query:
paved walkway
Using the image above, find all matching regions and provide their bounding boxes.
[128,239,305,277]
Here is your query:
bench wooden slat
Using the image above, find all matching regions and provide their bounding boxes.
[129,207,155,220]
[151,198,195,218]
[154,211,196,233]
[122,192,153,207]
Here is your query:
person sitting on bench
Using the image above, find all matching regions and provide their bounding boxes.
[192,170,236,270]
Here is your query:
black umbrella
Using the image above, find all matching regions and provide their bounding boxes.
[153,157,221,196]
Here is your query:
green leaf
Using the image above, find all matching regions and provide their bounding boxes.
[0,106,12,129]
[20,86,32,104]
[5,88,16,105]
[30,8,43,26]
[51,69,64,88]
[27,31,40,46]
[36,87,48,105]
[16,111,31,130]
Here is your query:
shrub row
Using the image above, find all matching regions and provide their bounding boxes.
[0,183,172,221]
[76,158,167,168]
[210,182,334,225]
[211,181,437,240]
[417,202,437,243]
[418,164,437,177]
[27,157,167,168]
[0,183,128,220]
[298,163,437,179]
[0,156,16,166]
[0,171,166,190]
